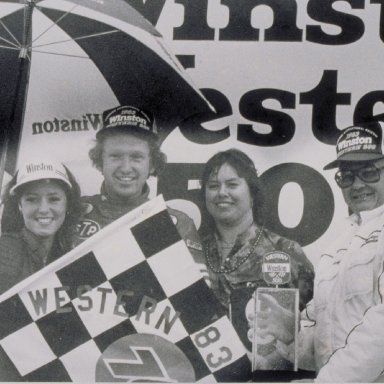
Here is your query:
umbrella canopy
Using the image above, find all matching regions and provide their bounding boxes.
[0,0,213,176]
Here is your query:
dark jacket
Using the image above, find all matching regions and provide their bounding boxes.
[202,224,314,311]
[0,229,64,295]
[72,184,205,266]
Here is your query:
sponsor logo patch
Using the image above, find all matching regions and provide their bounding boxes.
[95,334,195,382]
[262,251,291,285]
[75,219,101,238]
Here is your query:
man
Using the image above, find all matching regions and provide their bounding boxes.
[252,120,384,382]
[72,105,205,270]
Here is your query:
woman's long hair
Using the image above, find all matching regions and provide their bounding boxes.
[1,166,82,252]
[199,149,267,237]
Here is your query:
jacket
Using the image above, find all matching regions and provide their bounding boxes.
[0,228,64,295]
[202,224,314,311]
[72,184,206,267]
[300,204,384,382]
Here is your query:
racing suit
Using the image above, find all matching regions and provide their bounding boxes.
[72,184,206,269]
[298,204,384,382]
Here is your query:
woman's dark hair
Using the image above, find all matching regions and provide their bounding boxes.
[88,129,167,176]
[199,148,267,236]
[1,165,82,252]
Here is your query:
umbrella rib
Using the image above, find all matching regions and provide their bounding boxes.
[0,36,19,48]
[0,20,21,47]
[32,30,120,49]
[0,45,20,50]
[32,4,78,44]
[31,49,89,59]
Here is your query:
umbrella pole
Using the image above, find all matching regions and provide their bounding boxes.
[0,0,34,197]
[0,132,9,199]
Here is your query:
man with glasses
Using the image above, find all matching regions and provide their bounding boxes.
[249,121,384,382]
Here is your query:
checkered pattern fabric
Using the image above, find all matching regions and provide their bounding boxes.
[0,196,251,382]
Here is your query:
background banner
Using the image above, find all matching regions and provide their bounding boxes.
[10,0,384,266]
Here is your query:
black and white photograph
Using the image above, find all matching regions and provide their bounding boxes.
[0,0,384,382]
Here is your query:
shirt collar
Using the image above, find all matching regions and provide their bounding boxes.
[100,182,150,205]
[22,227,44,252]
[21,227,52,264]
[348,204,384,226]
[214,222,258,244]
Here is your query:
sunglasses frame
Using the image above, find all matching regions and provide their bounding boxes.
[335,165,382,188]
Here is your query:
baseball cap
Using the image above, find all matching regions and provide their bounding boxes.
[97,105,157,139]
[323,121,384,170]
[10,160,72,195]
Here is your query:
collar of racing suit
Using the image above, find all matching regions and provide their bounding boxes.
[96,182,151,220]
[348,204,384,226]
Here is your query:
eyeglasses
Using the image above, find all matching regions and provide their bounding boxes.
[335,166,382,188]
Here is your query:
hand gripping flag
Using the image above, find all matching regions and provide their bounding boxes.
[0,196,251,382]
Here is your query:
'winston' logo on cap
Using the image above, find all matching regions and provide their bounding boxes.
[101,106,155,136]
[107,114,149,128]
[25,163,68,180]
[324,121,384,170]
[26,163,54,173]
[338,136,373,150]
[336,126,381,158]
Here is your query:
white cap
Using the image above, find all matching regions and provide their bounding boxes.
[10,160,72,195]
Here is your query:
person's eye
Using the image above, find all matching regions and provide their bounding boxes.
[131,154,145,162]
[227,182,239,188]
[207,183,219,190]
[339,172,352,180]
[48,196,62,203]
[24,196,38,203]
[361,168,379,180]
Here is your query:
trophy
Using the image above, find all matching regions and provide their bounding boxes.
[250,251,299,371]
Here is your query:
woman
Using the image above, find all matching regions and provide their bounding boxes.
[199,149,315,379]
[0,160,81,294]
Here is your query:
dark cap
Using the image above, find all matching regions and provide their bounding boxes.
[323,121,384,170]
[97,105,157,139]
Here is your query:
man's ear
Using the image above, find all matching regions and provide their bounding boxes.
[149,160,155,176]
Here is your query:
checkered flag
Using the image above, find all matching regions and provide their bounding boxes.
[0,196,251,382]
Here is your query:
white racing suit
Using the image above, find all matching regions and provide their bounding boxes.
[298,204,384,382]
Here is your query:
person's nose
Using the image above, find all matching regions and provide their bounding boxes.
[352,173,366,188]
[119,156,133,172]
[37,198,50,214]
[218,184,229,196]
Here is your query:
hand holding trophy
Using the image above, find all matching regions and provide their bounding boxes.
[255,293,295,345]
